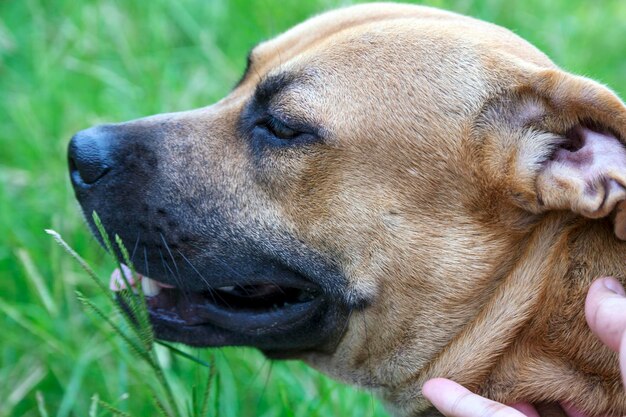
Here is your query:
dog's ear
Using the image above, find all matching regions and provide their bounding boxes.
[477,68,626,239]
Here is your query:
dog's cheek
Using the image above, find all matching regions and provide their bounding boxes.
[279,167,389,307]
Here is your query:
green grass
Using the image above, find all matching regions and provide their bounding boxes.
[0,0,625,416]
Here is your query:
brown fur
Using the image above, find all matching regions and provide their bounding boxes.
[121,3,626,415]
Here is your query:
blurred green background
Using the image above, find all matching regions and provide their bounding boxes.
[0,0,624,416]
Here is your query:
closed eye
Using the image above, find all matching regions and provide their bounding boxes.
[249,113,319,148]
[258,117,300,140]
[239,72,323,148]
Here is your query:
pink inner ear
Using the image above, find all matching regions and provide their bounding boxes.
[553,128,626,168]
[540,127,626,240]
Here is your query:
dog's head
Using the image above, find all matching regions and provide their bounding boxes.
[69,3,626,414]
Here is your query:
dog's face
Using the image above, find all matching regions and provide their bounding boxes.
[69,3,626,415]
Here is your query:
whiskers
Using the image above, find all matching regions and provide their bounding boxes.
[143,246,150,279]
[130,233,141,265]
[176,248,225,307]
[157,244,191,303]
[159,233,187,292]
[187,241,287,297]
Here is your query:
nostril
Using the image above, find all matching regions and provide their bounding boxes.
[68,126,114,185]
[68,154,82,185]
[68,153,110,185]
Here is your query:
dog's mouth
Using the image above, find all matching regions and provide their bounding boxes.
[110,265,332,352]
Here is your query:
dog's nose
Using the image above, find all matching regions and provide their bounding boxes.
[68,126,114,185]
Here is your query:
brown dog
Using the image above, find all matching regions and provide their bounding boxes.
[68,3,626,416]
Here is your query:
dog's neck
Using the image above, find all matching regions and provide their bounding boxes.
[388,214,626,416]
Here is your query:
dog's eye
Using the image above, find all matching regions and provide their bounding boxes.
[247,111,320,148]
[258,117,300,141]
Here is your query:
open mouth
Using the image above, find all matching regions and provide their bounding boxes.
[110,264,323,336]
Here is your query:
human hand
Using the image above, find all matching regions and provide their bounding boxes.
[585,276,626,387]
[422,276,626,417]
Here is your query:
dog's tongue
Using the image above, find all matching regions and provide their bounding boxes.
[109,264,136,291]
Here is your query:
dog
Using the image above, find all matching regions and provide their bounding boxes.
[67,3,626,416]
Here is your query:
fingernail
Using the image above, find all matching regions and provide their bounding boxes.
[603,277,626,296]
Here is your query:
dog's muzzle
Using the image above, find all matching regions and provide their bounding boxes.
[67,122,352,356]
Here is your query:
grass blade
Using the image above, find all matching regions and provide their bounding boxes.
[200,358,216,417]
[89,394,99,417]
[16,248,58,316]
[45,229,111,297]
[96,399,133,417]
[91,213,155,351]
[155,341,210,368]
[151,393,174,417]
[76,291,151,363]
[115,233,154,349]
[1,363,46,416]
[36,391,50,417]
[48,223,203,417]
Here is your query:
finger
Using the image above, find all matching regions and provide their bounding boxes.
[423,378,529,417]
[584,277,626,352]
[509,403,540,417]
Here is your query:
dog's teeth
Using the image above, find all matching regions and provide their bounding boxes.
[218,286,235,292]
[142,277,162,297]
